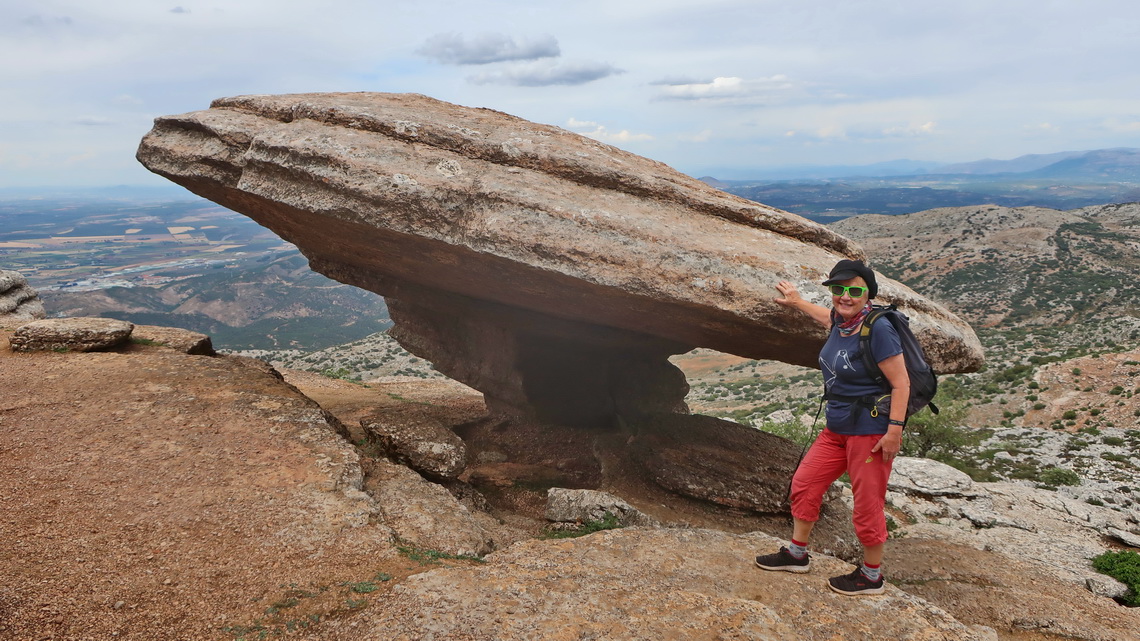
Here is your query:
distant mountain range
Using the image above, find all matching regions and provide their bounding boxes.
[703,148,1140,220]
[700,147,1140,182]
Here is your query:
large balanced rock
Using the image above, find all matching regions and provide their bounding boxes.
[10,317,133,352]
[0,270,46,324]
[137,92,983,423]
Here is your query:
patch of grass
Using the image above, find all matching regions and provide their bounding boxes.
[344,572,393,593]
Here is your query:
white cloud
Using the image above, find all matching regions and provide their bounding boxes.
[880,121,937,137]
[654,75,797,102]
[418,33,560,65]
[679,129,713,143]
[469,61,623,87]
[74,116,113,126]
[567,118,653,143]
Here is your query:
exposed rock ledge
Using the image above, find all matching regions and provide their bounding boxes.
[137,92,983,424]
[4,328,1136,640]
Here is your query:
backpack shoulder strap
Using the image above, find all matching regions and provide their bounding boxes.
[858,305,894,387]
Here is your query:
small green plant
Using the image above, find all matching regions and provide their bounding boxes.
[1039,467,1081,487]
[345,572,393,593]
[1092,550,1140,606]
[541,513,625,539]
[264,597,300,615]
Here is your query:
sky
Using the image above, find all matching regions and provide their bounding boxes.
[3,0,1140,187]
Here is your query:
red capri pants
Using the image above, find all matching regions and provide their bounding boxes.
[790,427,894,547]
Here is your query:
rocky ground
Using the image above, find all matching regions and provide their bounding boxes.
[3,322,1139,641]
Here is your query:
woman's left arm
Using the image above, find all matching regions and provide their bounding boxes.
[871,353,909,461]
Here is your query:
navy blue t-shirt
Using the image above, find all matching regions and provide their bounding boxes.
[818,315,903,435]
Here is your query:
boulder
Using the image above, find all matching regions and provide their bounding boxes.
[0,271,46,323]
[132,325,215,356]
[363,458,493,557]
[361,408,468,480]
[889,456,983,498]
[137,92,983,425]
[10,317,133,352]
[631,413,832,513]
[545,487,657,527]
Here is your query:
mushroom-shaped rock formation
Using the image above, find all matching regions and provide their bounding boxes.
[137,92,983,425]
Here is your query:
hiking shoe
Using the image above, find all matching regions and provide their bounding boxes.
[828,567,885,596]
[754,547,810,573]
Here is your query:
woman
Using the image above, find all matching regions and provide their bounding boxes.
[754,259,909,596]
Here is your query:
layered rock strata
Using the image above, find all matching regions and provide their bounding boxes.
[137,92,983,425]
[0,270,46,323]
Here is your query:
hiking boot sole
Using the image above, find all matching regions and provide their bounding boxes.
[754,558,811,573]
[827,581,885,596]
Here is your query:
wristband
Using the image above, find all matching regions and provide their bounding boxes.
[888,419,905,427]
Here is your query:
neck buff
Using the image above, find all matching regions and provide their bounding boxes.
[836,303,872,336]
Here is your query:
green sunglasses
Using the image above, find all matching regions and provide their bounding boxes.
[828,284,868,297]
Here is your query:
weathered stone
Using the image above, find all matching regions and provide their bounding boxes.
[0,271,46,323]
[361,408,467,480]
[545,487,657,527]
[363,458,492,556]
[1107,526,1140,548]
[137,92,983,424]
[631,413,833,513]
[895,482,1134,600]
[890,537,1138,641]
[132,325,215,355]
[360,528,992,641]
[890,456,982,497]
[10,317,133,352]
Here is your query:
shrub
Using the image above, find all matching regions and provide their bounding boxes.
[899,403,981,461]
[1039,467,1081,487]
[752,416,816,449]
[1062,410,1078,420]
[1092,550,1140,606]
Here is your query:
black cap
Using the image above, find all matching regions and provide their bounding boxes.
[822,259,878,298]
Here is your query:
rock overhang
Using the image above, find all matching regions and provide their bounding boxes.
[137,92,983,415]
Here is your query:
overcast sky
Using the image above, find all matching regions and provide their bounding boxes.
[4,0,1140,187]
